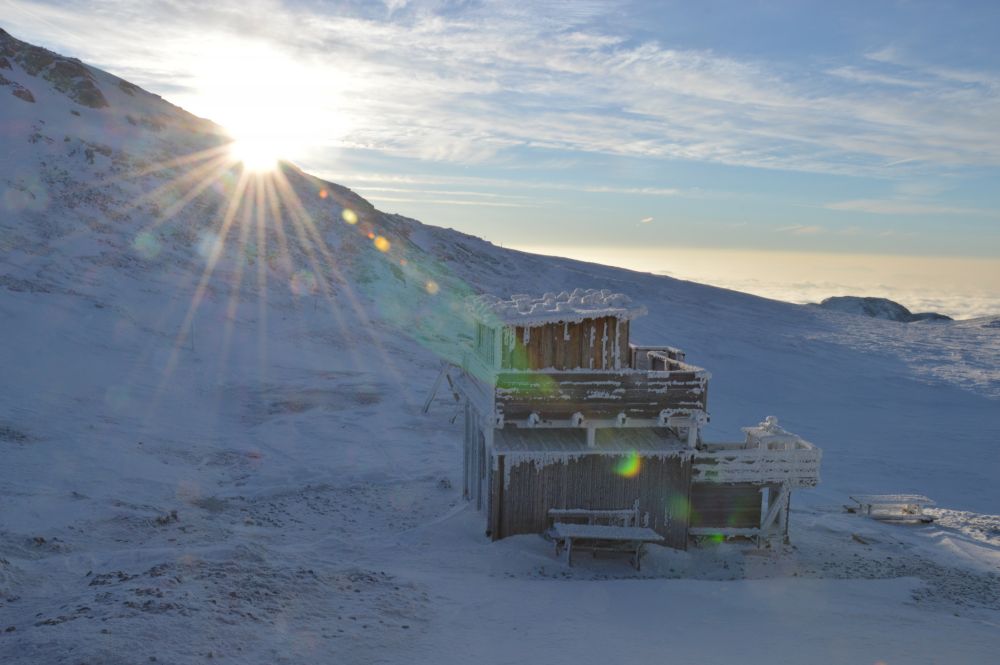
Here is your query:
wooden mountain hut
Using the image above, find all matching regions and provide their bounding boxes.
[453,289,821,550]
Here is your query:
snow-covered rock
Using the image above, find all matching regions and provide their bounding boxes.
[816,296,952,322]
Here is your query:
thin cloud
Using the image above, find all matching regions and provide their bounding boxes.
[639,216,654,223]
[368,196,533,208]
[317,171,695,198]
[826,66,928,89]
[4,0,1000,176]
[582,186,682,197]
[825,199,994,216]
[776,225,826,235]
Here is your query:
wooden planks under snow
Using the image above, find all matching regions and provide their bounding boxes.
[494,368,708,421]
[549,522,663,569]
[692,442,821,487]
[849,494,936,523]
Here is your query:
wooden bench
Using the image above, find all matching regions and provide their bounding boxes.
[548,522,663,570]
[547,500,647,528]
[847,494,936,523]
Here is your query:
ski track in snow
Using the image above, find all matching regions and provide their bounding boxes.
[1,30,1000,664]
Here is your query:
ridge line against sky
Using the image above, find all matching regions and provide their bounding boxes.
[2,0,999,316]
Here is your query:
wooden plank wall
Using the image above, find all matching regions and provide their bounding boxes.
[500,317,630,370]
[493,453,692,549]
[688,483,763,529]
[464,407,488,511]
[495,370,706,420]
[475,323,497,367]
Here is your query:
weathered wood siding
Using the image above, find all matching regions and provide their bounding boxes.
[688,483,763,530]
[499,317,630,371]
[474,323,497,368]
[491,452,692,549]
[495,370,707,421]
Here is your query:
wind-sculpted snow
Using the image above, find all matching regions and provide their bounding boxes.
[1,31,999,664]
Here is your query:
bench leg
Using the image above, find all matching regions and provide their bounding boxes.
[565,538,573,567]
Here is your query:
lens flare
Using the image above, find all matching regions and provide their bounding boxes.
[133,231,161,259]
[667,493,690,519]
[342,208,358,224]
[374,236,390,252]
[196,230,223,261]
[425,280,440,295]
[615,452,641,478]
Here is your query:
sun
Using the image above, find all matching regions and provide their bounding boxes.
[191,40,353,176]
[230,136,281,173]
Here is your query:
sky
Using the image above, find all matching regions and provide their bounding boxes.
[3,0,1000,317]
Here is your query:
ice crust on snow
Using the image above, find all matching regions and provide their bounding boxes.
[469,289,647,326]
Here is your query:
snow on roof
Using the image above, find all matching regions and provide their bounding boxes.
[469,289,647,326]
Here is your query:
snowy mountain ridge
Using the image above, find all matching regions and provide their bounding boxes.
[1,30,999,664]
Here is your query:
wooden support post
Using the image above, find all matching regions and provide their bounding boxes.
[686,416,700,448]
[489,453,504,540]
[422,361,449,413]
[462,401,471,499]
[783,489,791,544]
[759,483,790,545]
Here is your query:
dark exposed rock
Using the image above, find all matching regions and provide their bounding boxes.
[0,73,35,102]
[0,424,31,442]
[12,86,34,102]
[0,28,108,108]
[118,79,140,96]
[909,311,953,322]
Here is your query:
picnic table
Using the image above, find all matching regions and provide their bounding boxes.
[549,522,663,570]
[848,494,936,523]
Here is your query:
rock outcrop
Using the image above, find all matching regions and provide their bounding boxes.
[816,296,952,322]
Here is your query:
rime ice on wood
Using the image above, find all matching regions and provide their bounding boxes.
[451,290,822,553]
[468,289,648,327]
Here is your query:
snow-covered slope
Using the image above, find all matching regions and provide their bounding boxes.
[2,30,999,664]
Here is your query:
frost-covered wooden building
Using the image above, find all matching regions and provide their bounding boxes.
[455,289,821,549]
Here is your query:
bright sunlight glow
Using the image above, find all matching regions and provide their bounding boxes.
[230,136,281,172]
[180,39,351,173]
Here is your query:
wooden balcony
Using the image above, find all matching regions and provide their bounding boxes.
[493,364,708,423]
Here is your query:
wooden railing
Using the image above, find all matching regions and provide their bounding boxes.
[628,344,687,371]
[493,366,709,422]
[692,440,821,487]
